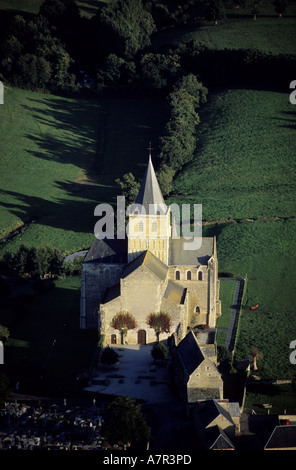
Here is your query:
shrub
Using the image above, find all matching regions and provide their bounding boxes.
[151,342,168,361]
[100,346,119,365]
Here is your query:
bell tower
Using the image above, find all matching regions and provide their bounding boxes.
[127,150,171,264]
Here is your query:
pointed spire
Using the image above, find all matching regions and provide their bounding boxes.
[135,146,166,214]
[147,142,153,159]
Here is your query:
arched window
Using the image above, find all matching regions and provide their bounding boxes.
[195,306,200,314]
[198,271,203,281]
[151,221,158,232]
[175,270,180,281]
[138,221,144,232]
[187,271,192,280]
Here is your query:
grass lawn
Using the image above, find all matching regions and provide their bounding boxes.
[170,86,296,380]
[0,87,166,254]
[216,279,238,348]
[204,219,296,380]
[170,88,296,222]
[217,280,237,329]
[153,4,296,55]
[245,383,296,414]
[0,0,43,14]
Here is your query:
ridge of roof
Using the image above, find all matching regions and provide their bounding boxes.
[123,250,168,281]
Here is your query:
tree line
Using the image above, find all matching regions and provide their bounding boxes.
[1,244,82,279]
[0,0,293,94]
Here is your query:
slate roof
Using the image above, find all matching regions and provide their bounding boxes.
[197,399,234,429]
[206,425,235,450]
[135,155,167,214]
[163,280,186,304]
[103,283,120,304]
[84,237,127,264]
[177,330,205,375]
[122,250,168,281]
[169,237,214,266]
[265,425,296,449]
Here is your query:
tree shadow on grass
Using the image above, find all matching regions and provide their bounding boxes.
[2,94,166,239]
[269,110,296,130]
[0,185,111,235]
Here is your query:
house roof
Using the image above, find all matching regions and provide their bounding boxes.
[206,425,235,450]
[122,250,168,281]
[134,155,167,214]
[84,237,127,264]
[169,237,215,266]
[196,399,234,430]
[265,425,296,449]
[177,330,205,375]
[103,283,121,304]
[163,280,186,304]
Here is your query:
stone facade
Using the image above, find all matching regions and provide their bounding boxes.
[80,155,221,345]
[169,331,223,403]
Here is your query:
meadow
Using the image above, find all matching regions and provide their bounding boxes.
[216,279,238,347]
[170,88,296,222]
[207,220,296,379]
[153,4,296,55]
[173,86,296,380]
[0,87,166,254]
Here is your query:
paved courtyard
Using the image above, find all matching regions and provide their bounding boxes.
[85,344,175,404]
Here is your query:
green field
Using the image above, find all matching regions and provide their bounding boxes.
[0,87,166,254]
[0,0,107,16]
[216,280,238,347]
[153,4,296,55]
[170,88,296,221]
[169,86,296,380]
[205,219,296,379]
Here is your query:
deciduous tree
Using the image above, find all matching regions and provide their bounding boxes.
[147,312,171,341]
[115,173,140,206]
[102,396,149,446]
[111,312,137,344]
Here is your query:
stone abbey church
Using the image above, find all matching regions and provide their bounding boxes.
[80,155,221,346]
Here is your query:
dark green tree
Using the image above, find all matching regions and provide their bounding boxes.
[139,53,181,90]
[273,0,288,17]
[151,342,168,361]
[100,346,119,365]
[174,74,208,106]
[157,163,176,196]
[0,325,10,343]
[102,396,149,446]
[0,14,76,91]
[205,0,226,25]
[97,0,155,59]
[115,173,140,206]
[39,0,80,28]
[13,245,30,277]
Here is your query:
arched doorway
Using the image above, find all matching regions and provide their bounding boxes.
[137,329,146,345]
[111,334,117,344]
